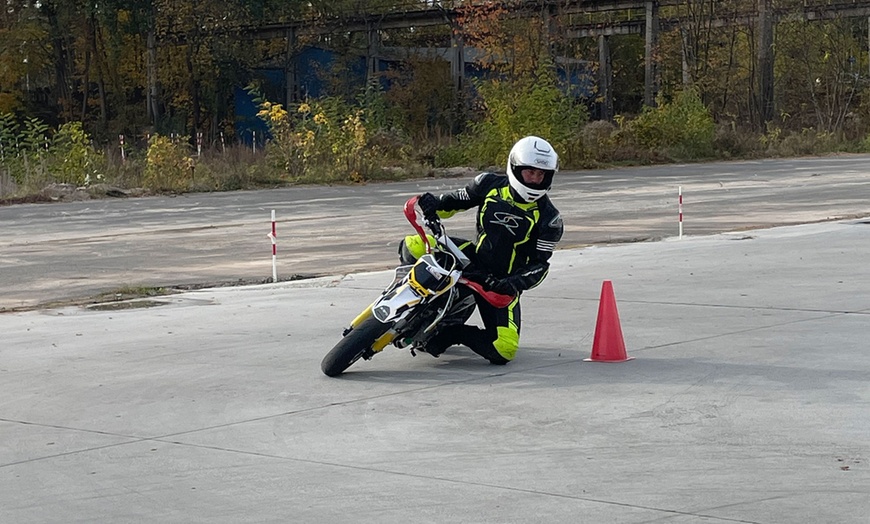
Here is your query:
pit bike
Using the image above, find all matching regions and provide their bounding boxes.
[320,196,514,377]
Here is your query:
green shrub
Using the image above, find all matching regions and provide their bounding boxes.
[51,122,104,186]
[254,87,394,183]
[628,89,714,159]
[460,62,589,168]
[20,117,50,159]
[0,115,110,192]
[433,141,471,168]
[143,134,192,192]
[579,120,617,164]
[713,122,764,158]
[294,97,372,180]
[776,128,839,157]
[0,115,51,186]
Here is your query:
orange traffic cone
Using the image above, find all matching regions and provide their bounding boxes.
[584,280,634,362]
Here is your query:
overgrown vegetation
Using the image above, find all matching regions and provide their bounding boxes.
[5,81,867,201]
[626,89,715,160]
[443,61,590,168]
[0,114,108,195]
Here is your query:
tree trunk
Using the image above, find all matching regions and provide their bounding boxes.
[43,2,74,121]
[186,45,201,136]
[147,29,160,124]
[90,13,108,126]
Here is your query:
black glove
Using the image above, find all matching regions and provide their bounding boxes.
[418,192,440,224]
[482,275,519,296]
[461,269,489,284]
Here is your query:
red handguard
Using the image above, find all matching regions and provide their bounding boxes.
[403,196,431,254]
[459,277,515,308]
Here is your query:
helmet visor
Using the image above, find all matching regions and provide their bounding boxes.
[514,165,555,190]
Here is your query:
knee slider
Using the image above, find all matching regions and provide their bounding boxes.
[400,234,434,264]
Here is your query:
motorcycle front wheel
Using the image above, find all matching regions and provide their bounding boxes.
[321,317,392,377]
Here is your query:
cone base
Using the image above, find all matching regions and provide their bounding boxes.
[583,356,635,363]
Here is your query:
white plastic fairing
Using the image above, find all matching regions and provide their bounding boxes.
[372,285,421,322]
[439,235,471,267]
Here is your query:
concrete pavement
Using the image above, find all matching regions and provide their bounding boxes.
[2,218,869,523]
[4,154,870,310]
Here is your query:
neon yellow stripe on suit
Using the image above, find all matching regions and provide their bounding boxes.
[475,189,495,255]
[495,186,538,274]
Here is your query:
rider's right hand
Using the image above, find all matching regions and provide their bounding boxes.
[461,269,489,284]
[419,192,440,224]
[483,275,519,296]
[463,270,518,296]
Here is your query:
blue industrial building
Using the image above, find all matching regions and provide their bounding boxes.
[235,46,593,143]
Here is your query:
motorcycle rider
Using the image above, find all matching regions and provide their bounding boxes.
[398,136,563,364]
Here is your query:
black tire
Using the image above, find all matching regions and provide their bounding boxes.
[321,317,392,377]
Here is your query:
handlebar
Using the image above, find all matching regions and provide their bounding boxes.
[403,196,469,266]
[403,196,513,307]
[403,196,431,253]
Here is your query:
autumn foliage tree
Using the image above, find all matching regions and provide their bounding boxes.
[3,0,870,197]
[451,0,587,165]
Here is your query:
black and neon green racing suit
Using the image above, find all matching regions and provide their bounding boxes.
[400,172,563,364]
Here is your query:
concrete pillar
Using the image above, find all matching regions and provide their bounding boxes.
[543,3,557,58]
[757,0,774,126]
[366,27,380,86]
[451,30,465,93]
[598,34,613,121]
[285,28,298,104]
[644,1,660,107]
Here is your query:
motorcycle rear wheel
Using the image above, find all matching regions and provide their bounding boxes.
[321,317,392,377]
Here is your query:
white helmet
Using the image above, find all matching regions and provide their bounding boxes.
[506,136,559,203]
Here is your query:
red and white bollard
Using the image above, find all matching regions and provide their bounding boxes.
[119,134,126,163]
[267,210,278,282]
[678,186,683,239]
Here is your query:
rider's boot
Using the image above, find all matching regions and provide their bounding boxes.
[421,325,509,365]
[456,325,510,365]
[417,329,455,358]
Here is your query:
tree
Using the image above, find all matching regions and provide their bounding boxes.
[152,0,270,138]
[776,17,864,133]
[455,0,552,81]
[0,2,51,115]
